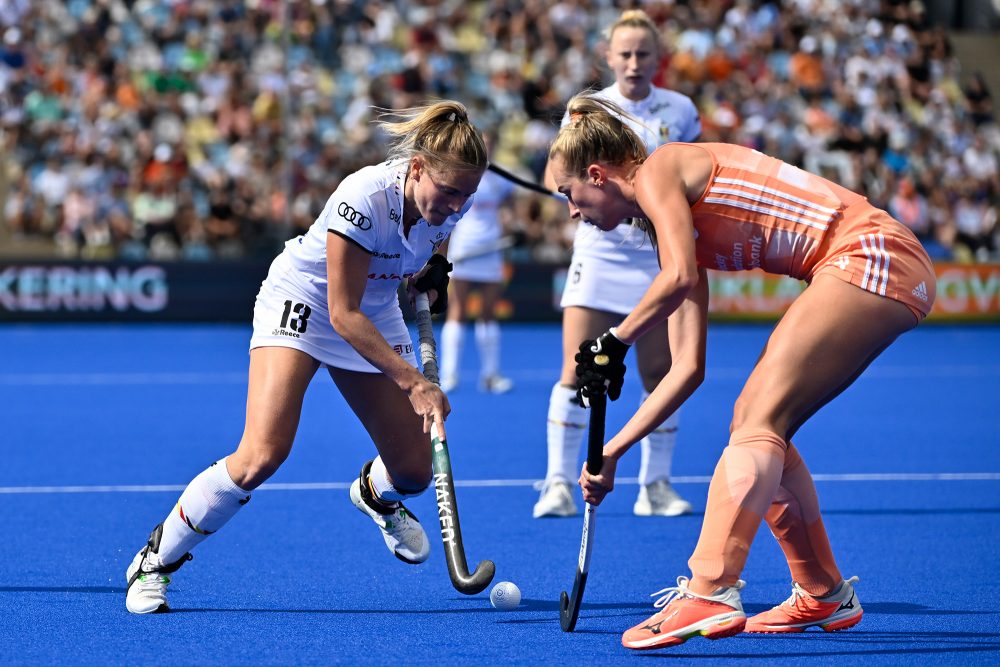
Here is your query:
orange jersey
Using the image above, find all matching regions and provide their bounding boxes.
[674,143,935,318]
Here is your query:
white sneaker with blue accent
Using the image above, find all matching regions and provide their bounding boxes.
[532,480,578,518]
[634,480,693,517]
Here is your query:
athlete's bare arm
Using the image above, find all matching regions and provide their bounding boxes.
[613,147,707,343]
[326,234,426,391]
[613,269,707,454]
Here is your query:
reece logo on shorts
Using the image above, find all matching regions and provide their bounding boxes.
[338,202,372,231]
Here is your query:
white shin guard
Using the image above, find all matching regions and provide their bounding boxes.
[638,392,680,486]
[440,320,464,383]
[545,383,588,484]
[474,320,501,380]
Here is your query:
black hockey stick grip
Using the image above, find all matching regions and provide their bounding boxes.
[415,293,496,595]
[487,162,566,200]
[559,390,606,631]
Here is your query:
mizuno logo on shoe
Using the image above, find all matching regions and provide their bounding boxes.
[838,595,855,612]
[642,609,679,635]
[642,620,664,635]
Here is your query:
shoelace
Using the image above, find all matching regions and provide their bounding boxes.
[649,576,746,609]
[784,575,860,608]
[391,509,428,549]
[532,480,571,494]
[650,576,691,609]
[646,481,677,504]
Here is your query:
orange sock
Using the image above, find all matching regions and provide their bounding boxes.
[688,428,786,594]
[764,444,842,596]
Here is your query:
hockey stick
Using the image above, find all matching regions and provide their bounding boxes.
[487,162,566,201]
[449,236,516,263]
[414,292,496,595]
[559,386,607,632]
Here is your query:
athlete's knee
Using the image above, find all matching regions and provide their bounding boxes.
[229,443,290,489]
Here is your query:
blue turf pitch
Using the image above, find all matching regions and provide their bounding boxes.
[1,323,998,664]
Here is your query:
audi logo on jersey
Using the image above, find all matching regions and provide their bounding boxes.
[338,202,372,230]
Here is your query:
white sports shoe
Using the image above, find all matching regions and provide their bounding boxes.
[479,375,513,394]
[634,480,693,517]
[350,461,430,564]
[440,374,459,393]
[125,523,192,614]
[532,480,578,518]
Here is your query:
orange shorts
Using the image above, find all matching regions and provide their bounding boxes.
[810,203,936,320]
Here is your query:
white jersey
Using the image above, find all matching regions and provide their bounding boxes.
[560,84,700,313]
[281,159,469,317]
[565,84,701,261]
[448,168,514,282]
[249,159,473,372]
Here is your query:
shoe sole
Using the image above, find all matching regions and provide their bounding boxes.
[745,610,863,634]
[624,614,747,650]
[126,601,170,614]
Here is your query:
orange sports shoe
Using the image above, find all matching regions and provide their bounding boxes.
[745,576,862,633]
[621,576,747,650]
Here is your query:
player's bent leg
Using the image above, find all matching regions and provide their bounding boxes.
[330,367,434,563]
[746,576,862,633]
[622,576,746,650]
[126,347,316,614]
[764,444,842,595]
[688,428,786,594]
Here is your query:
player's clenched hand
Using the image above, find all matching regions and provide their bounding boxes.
[410,254,453,315]
[579,455,617,506]
[575,329,629,404]
[407,377,450,440]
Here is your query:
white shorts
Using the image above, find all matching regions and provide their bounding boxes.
[560,250,660,315]
[248,271,416,373]
[451,251,503,283]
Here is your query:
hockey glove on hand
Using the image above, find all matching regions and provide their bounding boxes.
[413,254,453,314]
[575,328,629,405]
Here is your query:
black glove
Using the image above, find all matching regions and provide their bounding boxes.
[413,254,453,314]
[575,329,629,404]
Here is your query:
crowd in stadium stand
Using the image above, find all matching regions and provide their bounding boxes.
[1,0,997,263]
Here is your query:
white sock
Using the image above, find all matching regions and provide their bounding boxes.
[475,320,501,380]
[440,320,464,382]
[157,457,251,565]
[368,455,424,502]
[637,390,680,486]
[545,383,588,484]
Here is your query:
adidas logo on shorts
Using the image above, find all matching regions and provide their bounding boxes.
[911,281,929,303]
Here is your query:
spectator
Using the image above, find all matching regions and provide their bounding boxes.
[0,0,996,266]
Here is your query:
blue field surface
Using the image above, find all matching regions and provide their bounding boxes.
[1,323,998,665]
